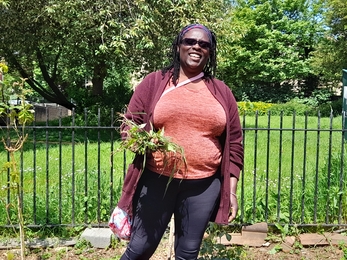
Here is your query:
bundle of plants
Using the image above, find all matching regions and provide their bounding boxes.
[119,114,187,186]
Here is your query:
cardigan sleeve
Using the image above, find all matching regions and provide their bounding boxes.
[227,91,244,179]
[120,72,158,140]
[218,80,244,179]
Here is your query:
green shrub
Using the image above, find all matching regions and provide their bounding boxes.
[238,101,273,116]
[317,98,343,117]
[269,101,312,116]
[237,98,343,117]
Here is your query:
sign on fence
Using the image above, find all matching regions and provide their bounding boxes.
[343,69,347,140]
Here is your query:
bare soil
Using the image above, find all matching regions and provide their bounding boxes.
[2,236,345,260]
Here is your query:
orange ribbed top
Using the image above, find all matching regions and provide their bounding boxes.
[146,80,226,179]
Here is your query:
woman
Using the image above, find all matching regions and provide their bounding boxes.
[118,24,244,260]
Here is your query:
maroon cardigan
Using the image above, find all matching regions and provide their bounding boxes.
[117,71,244,225]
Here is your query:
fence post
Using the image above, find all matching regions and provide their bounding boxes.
[343,69,347,140]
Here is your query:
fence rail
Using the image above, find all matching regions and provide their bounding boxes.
[0,108,346,229]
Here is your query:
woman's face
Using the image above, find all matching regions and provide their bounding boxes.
[178,28,211,77]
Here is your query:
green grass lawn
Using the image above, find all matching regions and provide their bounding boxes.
[240,115,347,225]
[0,115,346,227]
[0,140,129,226]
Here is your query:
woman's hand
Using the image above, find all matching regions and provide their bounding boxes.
[228,192,238,222]
[228,176,239,222]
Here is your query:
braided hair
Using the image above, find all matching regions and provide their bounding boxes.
[161,24,217,86]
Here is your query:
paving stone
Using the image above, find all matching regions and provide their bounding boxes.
[278,235,296,253]
[284,236,296,247]
[219,233,242,246]
[80,228,113,249]
[0,238,77,250]
[323,232,347,245]
[299,233,329,246]
[0,239,20,250]
[242,222,268,233]
[219,222,268,247]
[280,242,292,253]
[299,233,347,247]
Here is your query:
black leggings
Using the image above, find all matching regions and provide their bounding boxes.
[120,169,221,260]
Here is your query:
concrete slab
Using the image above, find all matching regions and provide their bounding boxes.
[80,228,114,249]
[299,233,329,246]
[299,232,347,246]
[217,223,347,249]
[0,238,77,250]
[323,232,347,245]
[219,222,268,247]
[242,222,268,233]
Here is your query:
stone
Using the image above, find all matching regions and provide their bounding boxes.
[323,232,347,245]
[280,242,292,253]
[80,228,114,249]
[299,234,328,246]
[284,236,296,247]
[219,222,268,247]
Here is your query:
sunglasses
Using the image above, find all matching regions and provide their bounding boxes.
[181,38,211,49]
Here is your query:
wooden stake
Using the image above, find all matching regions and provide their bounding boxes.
[167,215,175,259]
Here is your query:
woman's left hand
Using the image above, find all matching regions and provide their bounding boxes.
[228,193,238,222]
[228,176,239,222]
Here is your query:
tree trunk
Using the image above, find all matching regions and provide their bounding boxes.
[92,60,107,96]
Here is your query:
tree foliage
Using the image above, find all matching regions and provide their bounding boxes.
[0,0,345,108]
[217,0,324,102]
[0,0,229,111]
[311,0,347,84]
[0,0,134,109]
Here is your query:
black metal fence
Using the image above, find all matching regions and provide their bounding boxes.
[239,111,346,227]
[0,108,346,229]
